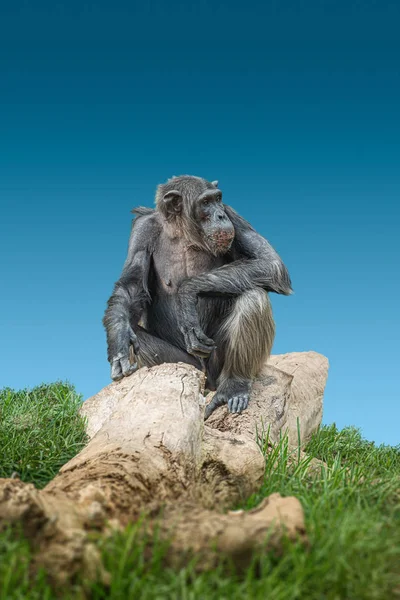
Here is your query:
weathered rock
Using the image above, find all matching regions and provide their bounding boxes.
[206,351,329,447]
[268,351,329,446]
[0,362,307,587]
[199,426,265,508]
[205,364,293,444]
[79,374,140,439]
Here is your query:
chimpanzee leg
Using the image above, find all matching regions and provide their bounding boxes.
[204,288,275,418]
[135,327,202,370]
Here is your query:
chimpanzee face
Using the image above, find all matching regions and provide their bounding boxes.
[193,188,235,256]
[159,176,235,256]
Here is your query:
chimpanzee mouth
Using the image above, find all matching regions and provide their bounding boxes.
[207,228,235,254]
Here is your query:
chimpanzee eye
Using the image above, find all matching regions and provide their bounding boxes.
[203,199,210,206]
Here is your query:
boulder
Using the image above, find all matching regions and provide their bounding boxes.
[268,351,329,446]
[205,351,329,447]
[0,362,307,587]
[81,351,329,448]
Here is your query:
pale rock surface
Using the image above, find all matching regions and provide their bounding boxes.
[79,374,140,439]
[268,351,329,445]
[81,351,329,448]
[205,351,329,447]
[205,364,293,444]
[0,362,308,586]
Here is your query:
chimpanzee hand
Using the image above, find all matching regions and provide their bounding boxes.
[177,293,215,358]
[110,325,140,381]
[179,321,215,358]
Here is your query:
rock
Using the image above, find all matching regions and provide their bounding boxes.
[1,362,307,586]
[79,374,141,439]
[206,351,329,447]
[268,351,329,446]
[80,351,329,449]
[205,364,293,445]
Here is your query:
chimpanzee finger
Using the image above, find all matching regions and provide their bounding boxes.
[228,397,240,413]
[129,329,140,355]
[204,393,227,419]
[111,360,123,381]
[129,344,139,367]
[194,328,215,347]
[237,396,249,412]
[204,403,214,419]
[187,346,212,358]
[231,395,249,413]
[120,356,137,377]
[186,332,213,357]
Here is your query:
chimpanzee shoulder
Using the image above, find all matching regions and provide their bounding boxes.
[128,207,162,254]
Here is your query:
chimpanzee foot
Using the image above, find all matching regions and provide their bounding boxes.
[204,378,252,419]
[227,394,249,413]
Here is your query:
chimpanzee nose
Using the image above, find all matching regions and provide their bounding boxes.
[217,213,225,220]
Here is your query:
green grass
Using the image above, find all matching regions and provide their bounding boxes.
[1,383,399,600]
[0,382,88,488]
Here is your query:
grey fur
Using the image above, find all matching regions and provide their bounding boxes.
[219,288,275,380]
[103,175,292,417]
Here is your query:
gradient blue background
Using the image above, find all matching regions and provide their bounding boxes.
[1,1,399,445]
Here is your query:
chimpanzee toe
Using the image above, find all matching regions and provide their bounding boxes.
[228,394,249,413]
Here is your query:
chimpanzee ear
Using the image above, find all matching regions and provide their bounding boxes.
[163,190,183,215]
[211,180,219,188]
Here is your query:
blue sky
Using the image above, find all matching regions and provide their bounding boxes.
[0,1,399,445]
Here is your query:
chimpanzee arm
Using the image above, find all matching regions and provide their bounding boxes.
[103,211,157,380]
[177,206,292,357]
[180,206,292,298]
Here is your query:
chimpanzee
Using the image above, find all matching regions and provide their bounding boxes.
[103,176,292,418]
